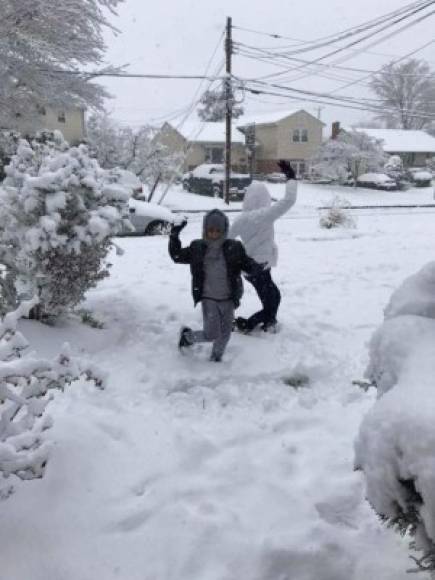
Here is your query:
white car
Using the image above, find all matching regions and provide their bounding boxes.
[109,169,176,236]
[126,198,176,235]
[356,173,397,191]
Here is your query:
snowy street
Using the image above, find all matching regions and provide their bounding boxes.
[1,183,434,580]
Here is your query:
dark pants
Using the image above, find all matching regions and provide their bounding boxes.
[245,269,281,330]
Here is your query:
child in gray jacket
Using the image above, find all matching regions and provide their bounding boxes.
[169,209,260,361]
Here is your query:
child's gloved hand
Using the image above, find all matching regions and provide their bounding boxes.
[171,219,188,236]
[277,160,296,180]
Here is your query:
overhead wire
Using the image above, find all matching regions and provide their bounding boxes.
[233,0,433,55]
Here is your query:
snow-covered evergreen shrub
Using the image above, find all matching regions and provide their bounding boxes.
[0,133,130,318]
[0,299,104,481]
[355,262,435,574]
[319,197,356,229]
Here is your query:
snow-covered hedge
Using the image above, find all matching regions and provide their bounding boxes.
[0,133,131,318]
[0,299,104,481]
[319,196,356,230]
[355,262,435,573]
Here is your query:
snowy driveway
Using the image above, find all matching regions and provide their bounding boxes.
[1,188,434,580]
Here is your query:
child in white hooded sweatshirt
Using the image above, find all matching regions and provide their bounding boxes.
[229,160,298,332]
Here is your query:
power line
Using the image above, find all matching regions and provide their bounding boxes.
[235,41,435,78]
[233,0,433,55]
[45,70,225,80]
[241,79,435,120]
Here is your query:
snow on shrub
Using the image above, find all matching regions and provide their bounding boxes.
[0,133,130,318]
[319,196,356,229]
[355,262,435,574]
[0,299,104,481]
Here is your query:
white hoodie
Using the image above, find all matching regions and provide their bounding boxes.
[229,179,297,268]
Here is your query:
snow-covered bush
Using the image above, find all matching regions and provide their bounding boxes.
[0,133,130,318]
[355,262,435,574]
[0,299,104,481]
[384,155,409,190]
[311,130,386,184]
[319,196,356,229]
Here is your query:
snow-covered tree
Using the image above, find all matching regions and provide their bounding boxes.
[0,0,122,128]
[0,133,130,318]
[87,112,183,190]
[311,130,386,184]
[370,59,435,130]
[197,83,244,122]
[0,298,103,481]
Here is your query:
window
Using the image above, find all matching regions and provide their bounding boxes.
[292,128,308,143]
[205,147,224,164]
[57,111,66,123]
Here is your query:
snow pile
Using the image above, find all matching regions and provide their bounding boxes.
[0,135,131,317]
[0,299,103,481]
[356,261,435,572]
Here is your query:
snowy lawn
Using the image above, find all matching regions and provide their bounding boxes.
[1,183,435,579]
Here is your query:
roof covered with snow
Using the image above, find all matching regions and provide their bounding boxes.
[352,128,435,153]
[237,109,325,129]
[176,122,244,144]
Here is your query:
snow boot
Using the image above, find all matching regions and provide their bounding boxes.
[178,326,193,350]
[210,353,222,362]
[234,316,251,333]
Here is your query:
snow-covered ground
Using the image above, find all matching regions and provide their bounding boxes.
[2,182,435,580]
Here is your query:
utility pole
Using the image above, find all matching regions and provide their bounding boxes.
[224,16,232,205]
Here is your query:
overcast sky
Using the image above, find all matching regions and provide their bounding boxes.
[100,0,435,133]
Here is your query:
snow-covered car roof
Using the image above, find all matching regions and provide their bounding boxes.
[357,173,395,183]
[190,164,249,180]
[407,168,432,180]
[128,199,175,223]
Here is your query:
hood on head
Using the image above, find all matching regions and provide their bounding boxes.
[202,209,229,239]
[242,181,271,211]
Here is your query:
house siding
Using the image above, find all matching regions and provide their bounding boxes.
[12,107,85,144]
[246,111,324,174]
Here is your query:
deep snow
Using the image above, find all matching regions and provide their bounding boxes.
[1,182,434,580]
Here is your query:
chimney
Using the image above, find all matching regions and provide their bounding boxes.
[331,121,341,140]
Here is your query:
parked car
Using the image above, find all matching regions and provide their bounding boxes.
[265,172,287,183]
[125,199,176,235]
[405,167,433,188]
[356,173,398,190]
[182,164,251,201]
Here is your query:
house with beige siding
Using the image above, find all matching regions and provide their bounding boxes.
[156,121,248,172]
[237,110,325,177]
[7,106,86,145]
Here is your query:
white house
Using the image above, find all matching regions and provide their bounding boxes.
[332,122,435,166]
